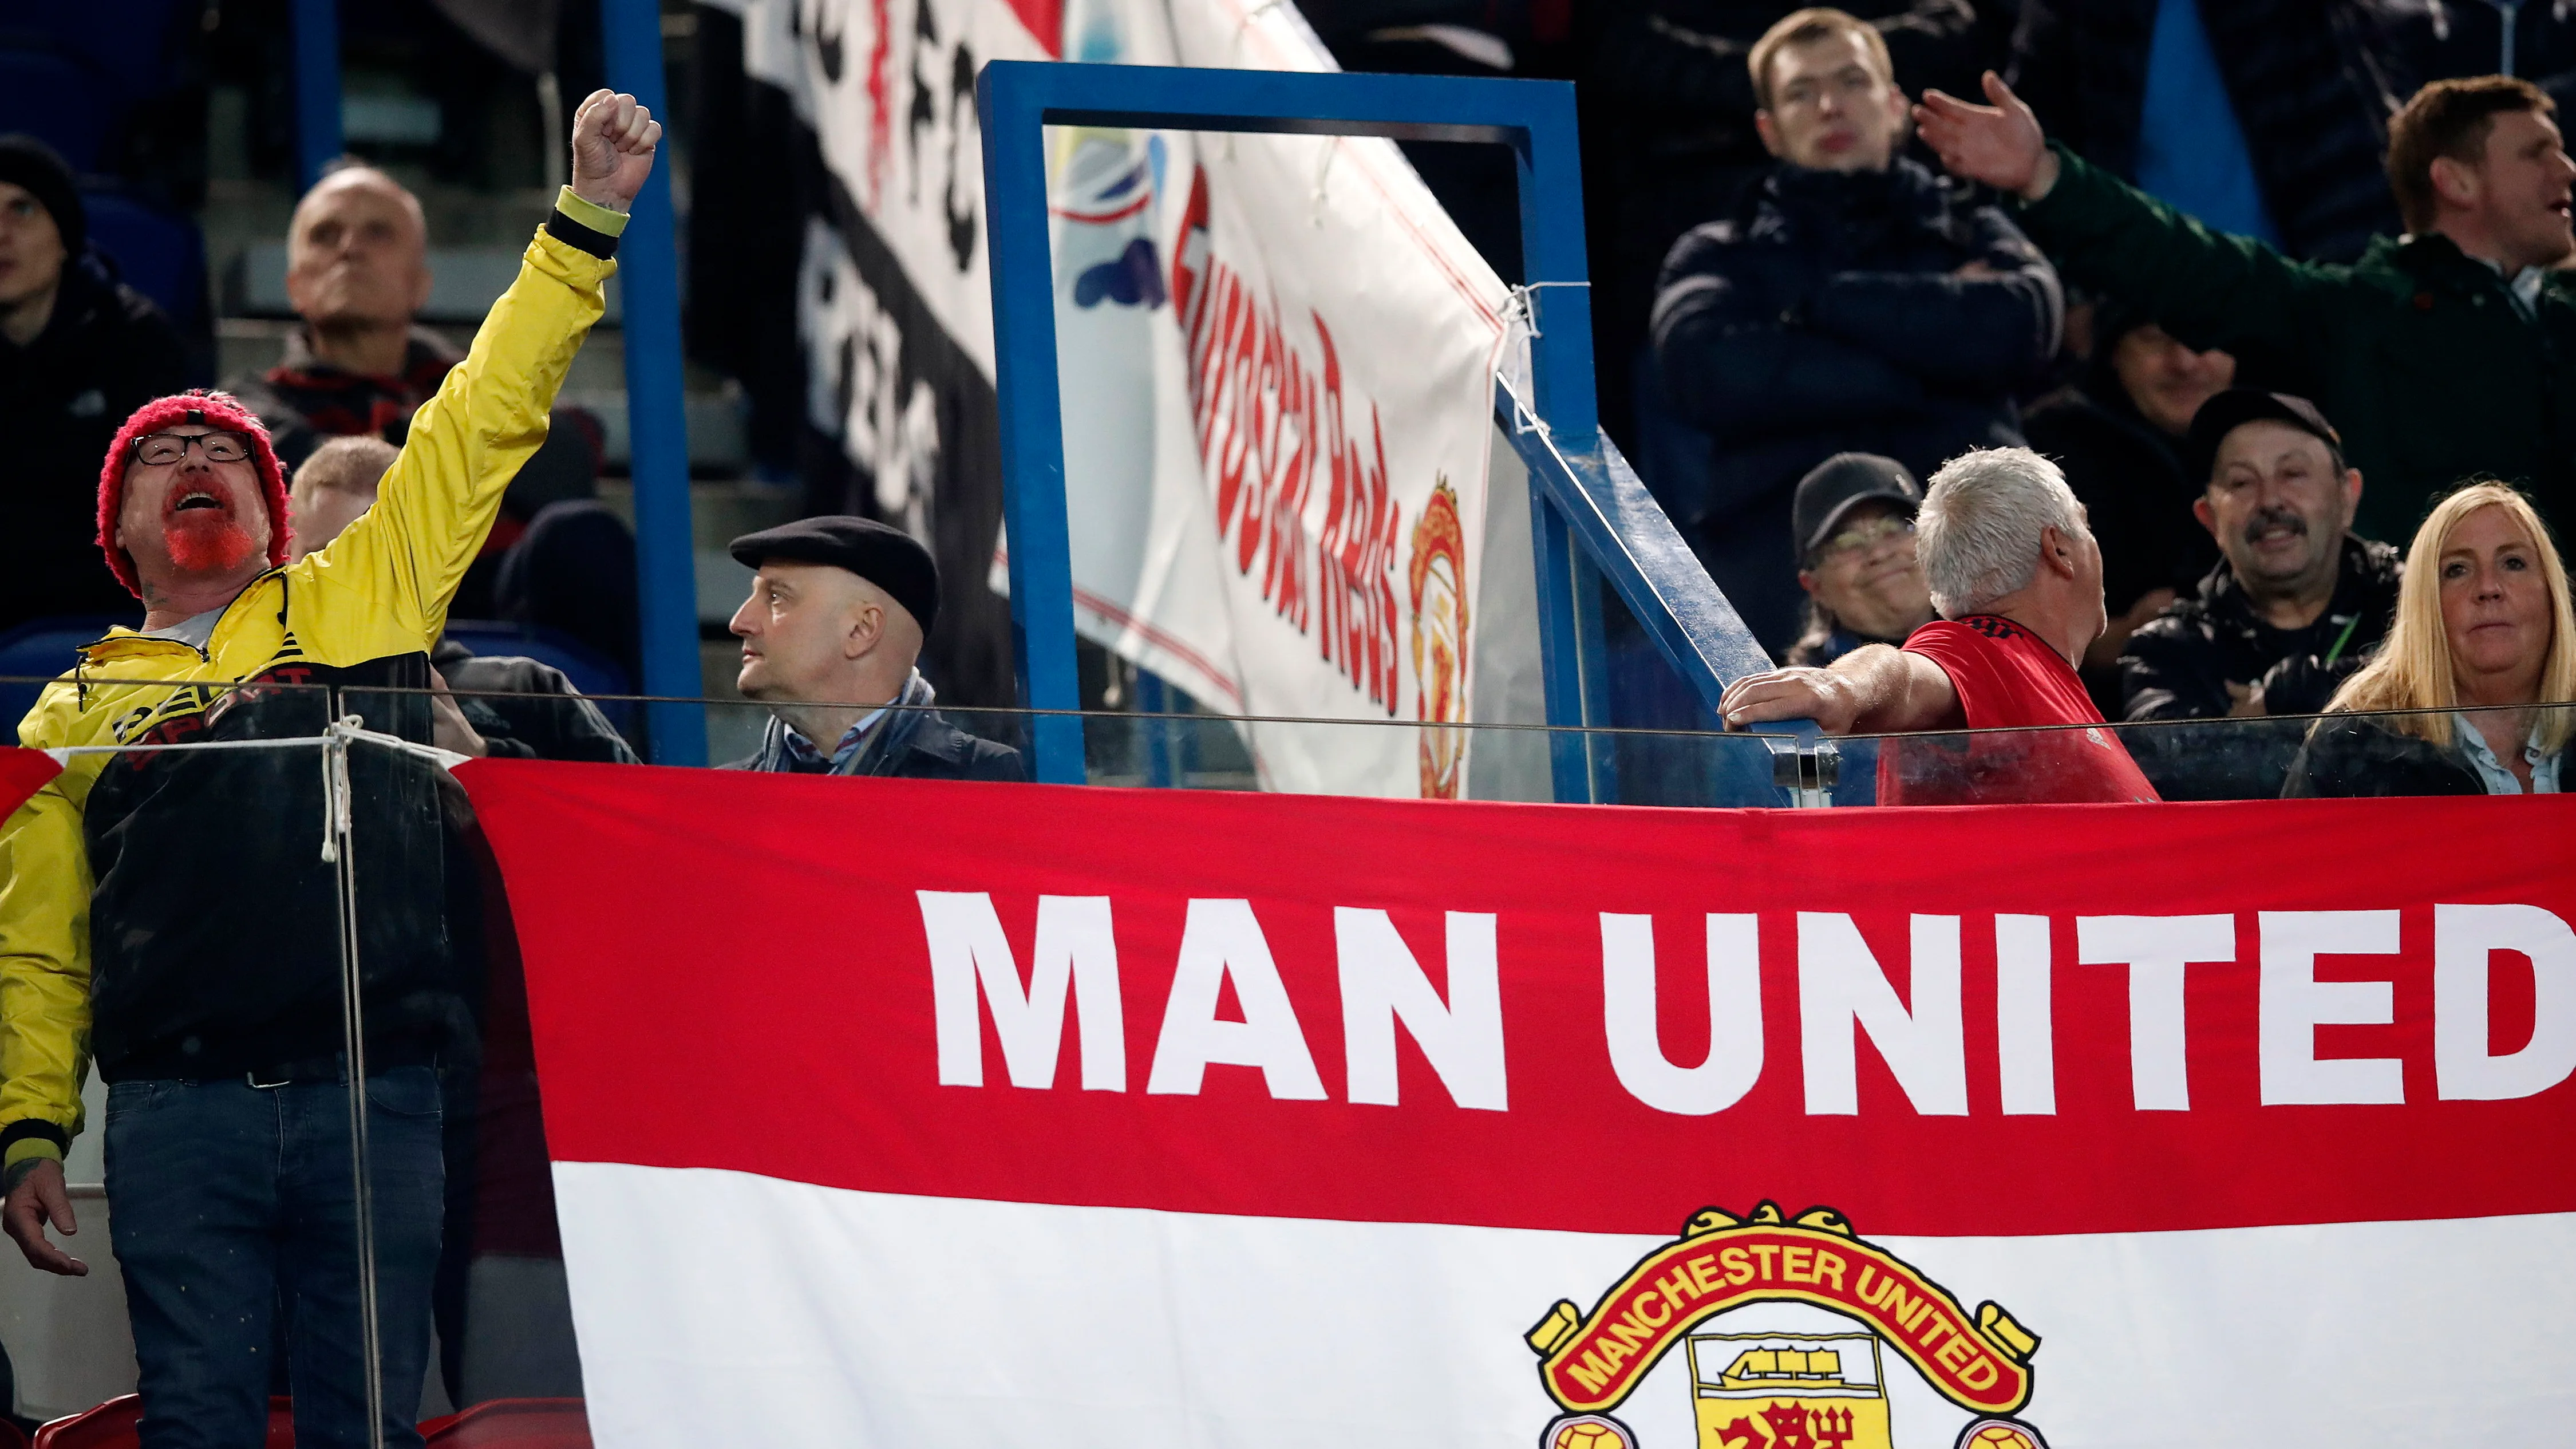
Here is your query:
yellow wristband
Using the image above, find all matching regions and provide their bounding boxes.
[555,186,632,238]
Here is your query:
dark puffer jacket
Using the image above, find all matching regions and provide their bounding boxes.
[1652,159,2061,652]
[2009,0,2407,263]
[2117,535,2401,800]
[2122,534,2403,721]
[0,255,189,631]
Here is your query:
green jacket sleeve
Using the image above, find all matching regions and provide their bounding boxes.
[2016,142,2344,360]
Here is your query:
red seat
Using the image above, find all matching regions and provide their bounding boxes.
[418,1400,591,1447]
[33,1395,292,1448]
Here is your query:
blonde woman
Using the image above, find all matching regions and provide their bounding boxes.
[2283,482,2576,796]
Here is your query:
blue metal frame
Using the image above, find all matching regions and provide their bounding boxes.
[979,60,1788,799]
[602,0,709,765]
[288,1,704,764]
[290,0,341,191]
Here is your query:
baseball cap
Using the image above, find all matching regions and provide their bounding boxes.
[2184,390,2344,486]
[729,515,942,635]
[1792,453,1922,562]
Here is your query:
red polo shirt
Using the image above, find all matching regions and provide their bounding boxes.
[1877,615,2160,805]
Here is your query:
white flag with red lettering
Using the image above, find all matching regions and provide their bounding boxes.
[1038,0,1507,797]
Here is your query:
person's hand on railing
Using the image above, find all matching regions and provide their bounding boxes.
[2,1158,87,1277]
[1913,72,2059,203]
[569,88,663,214]
[1720,666,1863,735]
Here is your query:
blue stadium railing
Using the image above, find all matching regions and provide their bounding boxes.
[977,60,1803,804]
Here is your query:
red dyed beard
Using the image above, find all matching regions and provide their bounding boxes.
[162,507,261,574]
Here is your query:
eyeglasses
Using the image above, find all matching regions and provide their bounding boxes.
[1815,514,1914,563]
[131,431,252,466]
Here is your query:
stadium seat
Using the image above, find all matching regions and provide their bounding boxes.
[82,184,208,333]
[440,622,634,703]
[417,1399,592,1447]
[0,48,110,171]
[32,1394,290,1447]
[0,616,137,735]
[0,2,192,102]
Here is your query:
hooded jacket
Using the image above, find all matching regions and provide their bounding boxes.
[1653,157,2061,652]
[0,200,623,1179]
[0,255,191,632]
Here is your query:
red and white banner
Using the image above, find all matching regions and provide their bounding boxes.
[459,761,2576,1449]
[0,748,59,821]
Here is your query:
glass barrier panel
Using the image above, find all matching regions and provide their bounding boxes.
[0,677,410,1437]
[1838,702,2576,806]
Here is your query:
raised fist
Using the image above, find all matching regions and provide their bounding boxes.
[570,89,662,214]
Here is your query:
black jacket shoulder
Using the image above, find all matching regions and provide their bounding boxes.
[2121,536,2403,721]
[434,643,638,765]
[894,716,1025,783]
[2281,713,2483,798]
[720,709,1024,782]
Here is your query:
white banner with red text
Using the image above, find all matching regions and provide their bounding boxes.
[1029,0,1507,797]
[460,761,2576,1449]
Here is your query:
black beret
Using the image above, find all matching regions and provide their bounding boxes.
[729,516,941,635]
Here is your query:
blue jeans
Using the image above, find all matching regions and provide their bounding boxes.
[104,1068,445,1449]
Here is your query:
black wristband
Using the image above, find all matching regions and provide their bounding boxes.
[546,207,620,260]
[0,1120,68,1155]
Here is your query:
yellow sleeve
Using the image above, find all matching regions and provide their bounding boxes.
[0,783,93,1170]
[313,223,617,644]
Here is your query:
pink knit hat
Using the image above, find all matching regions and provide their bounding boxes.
[96,390,291,599]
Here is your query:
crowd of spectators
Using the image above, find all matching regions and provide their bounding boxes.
[1666,4,2576,802]
[7,8,2576,1441]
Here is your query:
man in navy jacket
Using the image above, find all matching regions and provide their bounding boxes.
[1652,7,2060,654]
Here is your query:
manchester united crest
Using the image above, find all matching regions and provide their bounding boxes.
[1527,1202,2048,1449]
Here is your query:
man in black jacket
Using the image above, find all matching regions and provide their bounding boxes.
[2119,390,2400,797]
[0,135,191,633]
[2020,305,2235,709]
[286,434,639,765]
[1652,7,2060,653]
[723,517,1022,781]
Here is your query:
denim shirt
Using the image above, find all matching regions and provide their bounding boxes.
[2451,712,2562,795]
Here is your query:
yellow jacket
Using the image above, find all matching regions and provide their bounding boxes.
[0,196,624,1176]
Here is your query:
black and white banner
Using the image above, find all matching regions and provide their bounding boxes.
[697,0,1515,794]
